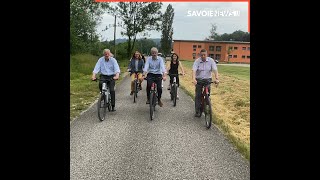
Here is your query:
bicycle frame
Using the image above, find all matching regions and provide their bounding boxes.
[94,78,113,121]
[144,76,162,120]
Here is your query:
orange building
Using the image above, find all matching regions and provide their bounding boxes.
[172,40,250,63]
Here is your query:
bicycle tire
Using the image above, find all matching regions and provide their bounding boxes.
[134,80,137,103]
[106,91,111,112]
[173,84,177,107]
[204,94,212,129]
[170,84,174,100]
[149,91,155,120]
[97,94,107,121]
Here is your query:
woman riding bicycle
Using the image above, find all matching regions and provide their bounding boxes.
[166,53,185,99]
[127,51,145,95]
[192,49,219,117]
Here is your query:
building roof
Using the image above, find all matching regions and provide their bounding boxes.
[173,39,250,44]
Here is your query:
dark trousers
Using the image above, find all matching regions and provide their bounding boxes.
[146,73,162,100]
[169,74,180,87]
[195,78,211,113]
[99,74,116,106]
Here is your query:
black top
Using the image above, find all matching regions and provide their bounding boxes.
[169,61,179,74]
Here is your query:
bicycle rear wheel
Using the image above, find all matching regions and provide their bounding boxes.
[204,94,212,129]
[149,92,155,120]
[173,84,177,107]
[97,94,107,121]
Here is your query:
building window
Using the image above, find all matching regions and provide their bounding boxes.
[247,47,250,50]
[198,45,201,48]
[242,55,245,59]
[228,55,232,58]
[216,54,221,60]
[209,46,214,51]
[209,54,214,58]
[193,45,197,48]
[193,48,196,51]
[229,46,233,50]
[216,46,221,52]
[242,47,246,50]
[233,55,237,58]
[234,47,238,50]
[247,56,250,59]
[192,53,196,58]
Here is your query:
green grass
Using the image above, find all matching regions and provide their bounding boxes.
[181,60,250,80]
[70,54,128,121]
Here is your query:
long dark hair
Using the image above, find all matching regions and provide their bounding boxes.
[171,53,179,63]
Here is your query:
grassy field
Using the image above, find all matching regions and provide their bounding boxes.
[70,54,128,121]
[179,60,250,160]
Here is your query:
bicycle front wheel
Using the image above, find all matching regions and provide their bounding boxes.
[173,84,177,107]
[149,92,155,120]
[204,94,212,129]
[97,94,107,121]
[134,80,137,103]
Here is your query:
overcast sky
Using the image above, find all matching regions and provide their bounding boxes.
[97,2,248,41]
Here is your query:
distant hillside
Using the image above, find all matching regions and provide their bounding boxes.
[105,38,161,45]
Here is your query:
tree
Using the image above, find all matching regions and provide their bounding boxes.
[70,0,109,54]
[109,2,162,58]
[160,4,174,56]
[205,23,218,41]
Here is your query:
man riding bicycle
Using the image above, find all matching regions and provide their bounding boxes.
[127,51,145,95]
[92,49,120,112]
[142,47,167,107]
[192,49,219,117]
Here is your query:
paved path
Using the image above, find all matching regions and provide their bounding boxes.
[70,75,250,179]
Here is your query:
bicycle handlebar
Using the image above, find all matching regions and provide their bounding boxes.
[92,78,114,82]
[144,76,163,81]
[167,73,183,76]
[196,79,219,85]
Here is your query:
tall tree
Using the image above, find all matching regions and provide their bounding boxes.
[160,4,174,56]
[205,23,218,41]
[70,0,109,54]
[109,2,162,58]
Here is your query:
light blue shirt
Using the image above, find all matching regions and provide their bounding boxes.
[93,56,120,75]
[143,56,166,75]
[192,57,217,79]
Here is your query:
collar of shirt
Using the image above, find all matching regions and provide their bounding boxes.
[105,57,112,61]
[199,58,209,63]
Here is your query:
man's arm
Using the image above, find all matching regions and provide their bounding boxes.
[160,57,167,81]
[92,59,101,80]
[142,58,149,77]
[113,59,121,80]
[192,61,198,85]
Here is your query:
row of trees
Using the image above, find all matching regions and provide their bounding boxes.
[71,1,175,60]
[205,24,250,42]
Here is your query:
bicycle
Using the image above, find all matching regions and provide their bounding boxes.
[129,70,142,103]
[168,73,182,107]
[144,76,163,120]
[93,78,113,121]
[196,79,219,129]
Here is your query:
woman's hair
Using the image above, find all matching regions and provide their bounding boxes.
[171,53,179,63]
[132,51,142,60]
